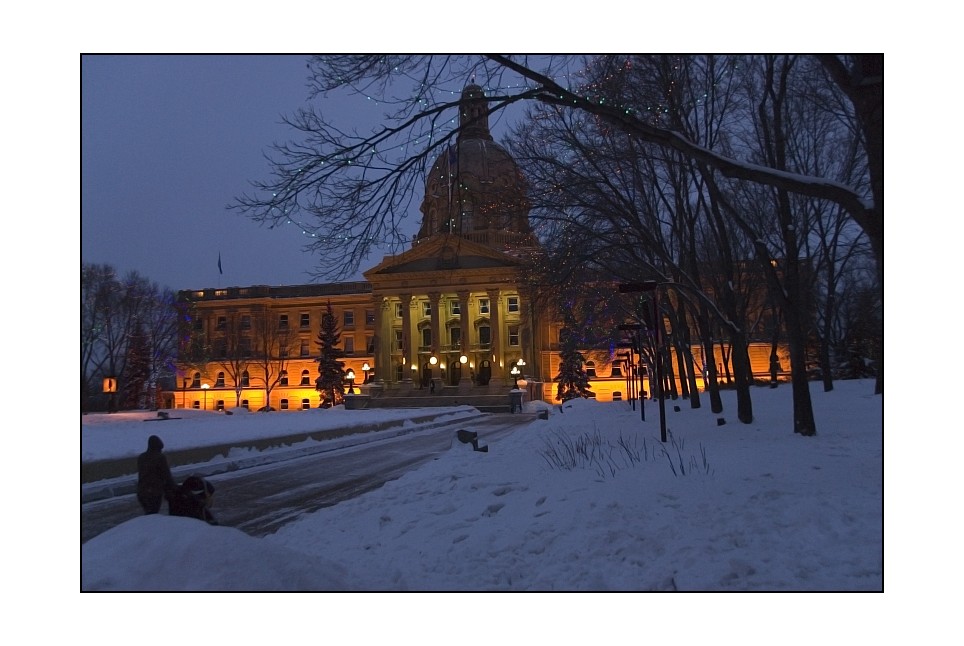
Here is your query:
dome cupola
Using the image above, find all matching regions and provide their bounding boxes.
[414,84,537,251]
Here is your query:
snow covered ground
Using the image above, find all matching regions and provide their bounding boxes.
[82,381,882,593]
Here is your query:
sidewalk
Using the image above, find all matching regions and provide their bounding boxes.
[82,409,486,504]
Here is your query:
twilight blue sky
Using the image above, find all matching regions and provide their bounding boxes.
[82,55,379,291]
[81,54,534,293]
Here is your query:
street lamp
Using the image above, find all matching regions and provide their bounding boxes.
[346,369,355,394]
[201,383,210,411]
[362,362,371,383]
[103,376,117,414]
[510,365,520,388]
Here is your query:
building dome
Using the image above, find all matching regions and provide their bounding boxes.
[415,85,536,250]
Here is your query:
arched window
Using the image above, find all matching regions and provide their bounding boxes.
[280,399,289,410]
[241,371,250,387]
[301,399,310,410]
[611,363,623,377]
[215,372,225,387]
[585,361,597,378]
[300,370,311,386]
[191,372,201,388]
[280,371,288,386]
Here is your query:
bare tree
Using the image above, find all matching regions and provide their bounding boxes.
[251,308,292,410]
[215,313,252,408]
[232,54,882,411]
[81,263,181,411]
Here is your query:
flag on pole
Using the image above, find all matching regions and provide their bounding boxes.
[218,252,223,275]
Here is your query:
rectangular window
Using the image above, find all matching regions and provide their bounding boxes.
[344,337,355,355]
[421,328,432,348]
[279,314,289,330]
[216,316,226,331]
[611,363,623,377]
[280,372,288,386]
[240,315,251,330]
[479,299,489,315]
[508,325,519,346]
[395,303,403,318]
[365,310,375,326]
[450,301,461,316]
[394,329,404,351]
[300,339,309,357]
[507,296,519,313]
[344,311,355,327]
[450,327,461,347]
[422,302,432,317]
[240,337,252,357]
[300,313,310,329]
[366,336,375,353]
[478,326,491,346]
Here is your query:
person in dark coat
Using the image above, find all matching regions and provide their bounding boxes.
[136,435,176,514]
[169,475,219,525]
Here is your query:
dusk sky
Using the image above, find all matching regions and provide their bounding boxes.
[81,55,529,293]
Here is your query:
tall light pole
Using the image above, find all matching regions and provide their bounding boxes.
[201,383,209,411]
[618,282,666,443]
[361,362,371,384]
[346,369,355,394]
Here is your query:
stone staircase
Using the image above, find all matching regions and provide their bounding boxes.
[359,383,531,414]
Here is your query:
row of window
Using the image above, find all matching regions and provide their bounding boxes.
[192,399,313,411]
[395,296,519,319]
[207,310,378,332]
[397,324,521,349]
[192,369,321,388]
[199,297,521,335]
[189,361,629,393]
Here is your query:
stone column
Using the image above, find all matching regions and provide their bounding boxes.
[400,293,413,384]
[429,291,443,387]
[487,288,503,385]
[457,291,471,355]
[374,296,391,384]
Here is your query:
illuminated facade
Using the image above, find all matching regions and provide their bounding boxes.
[163,84,788,410]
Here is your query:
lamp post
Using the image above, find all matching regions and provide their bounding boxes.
[201,383,209,411]
[346,369,355,394]
[618,281,666,442]
[361,362,371,384]
[103,376,117,414]
[510,365,520,388]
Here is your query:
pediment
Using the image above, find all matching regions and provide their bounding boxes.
[364,235,523,278]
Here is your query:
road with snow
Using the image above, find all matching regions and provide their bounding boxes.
[82,414,530,543]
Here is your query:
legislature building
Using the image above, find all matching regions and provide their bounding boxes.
[162,85,787,412]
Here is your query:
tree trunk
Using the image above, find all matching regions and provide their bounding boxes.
[729,328,754,424]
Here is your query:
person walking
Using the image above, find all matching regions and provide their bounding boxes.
[136,435,176,515]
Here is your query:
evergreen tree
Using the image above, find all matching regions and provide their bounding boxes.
[554,324,593,402]
[122,322,151,409]
[315,300,346,407]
